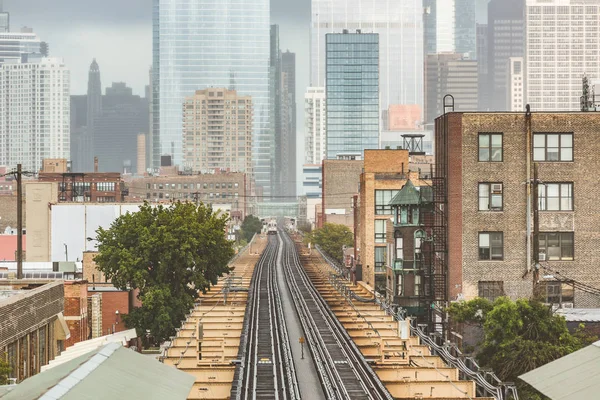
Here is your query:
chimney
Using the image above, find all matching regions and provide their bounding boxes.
[94,157,99,173]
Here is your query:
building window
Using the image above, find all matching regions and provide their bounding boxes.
[395,234,403,261]
[539,232,574,261]
[97,196,116,203]
[478,232,504,260]
[479,183,503,211]
[541,281,574,305]
[539,183,573,211]
[375,190,398,215]
[533,133,573,161]
[478,133,503,162]
[375,247,386,272]
[96,182,115,192]
[478,281,504,301]
[375,220,386,243]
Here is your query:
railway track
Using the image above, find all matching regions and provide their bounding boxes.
[231,235,300,400]
[280,231,393,400]
[232,231,392,399]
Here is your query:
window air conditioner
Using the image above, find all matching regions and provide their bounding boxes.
[539,253,546,261]
[562,303,574,309]
[491,184,502,193]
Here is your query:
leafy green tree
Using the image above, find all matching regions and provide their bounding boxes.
[240,215,262,242]
[94,202,234,346]
[448,297,594,400]
[306,223,353,264]
[0,353,10,385]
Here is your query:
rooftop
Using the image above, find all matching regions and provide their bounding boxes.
[0,342,195,400]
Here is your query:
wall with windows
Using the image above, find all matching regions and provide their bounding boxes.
[439,112,600,307]
[0,281,65,383]
[357,149,432,293]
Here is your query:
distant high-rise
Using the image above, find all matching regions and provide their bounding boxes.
[312,0,423,122]
[325,32,379,159]
[270,25,282,196]
[424,0,437,54]
[93,82,149,173]
[436,0,456,53]
[526,0,600,111]
[305,87,326,165]
[153,0,271,195]
[0,56,70,172]
[280,51,296,198]
[476,24,489,110]
[0,28,45,64]
[182,88,253,175]
[71,59,101,172]
[507,57,524,112]
[487,0,524,111]
[455,0,476,58]
[0,1,9,33]
[426,53,478,123]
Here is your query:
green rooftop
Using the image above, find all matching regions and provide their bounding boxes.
[389,179,421,206]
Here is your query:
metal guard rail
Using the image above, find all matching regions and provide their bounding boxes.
[316,246,519,400]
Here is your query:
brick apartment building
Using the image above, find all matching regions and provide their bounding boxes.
[63,281,89,347]
[356,149,431,294]
[127,170,248,220]
[437,111,600,308]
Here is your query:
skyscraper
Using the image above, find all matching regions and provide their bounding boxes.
[0,56,70,172]
[476,23,489,110]
[526,0,600,111]
[182,88,253,175]
[425,53,478,122]
[455,0,476,58]
[153,0,271,194]
[0,29,45,64]
[325,32,379,159]
[71,59,102,172]
[507,57,524,112]
[280,51,296,198]
[270,25,282,196]
[311,0,423,122]
[487,0,524,111]
[93,82,149,173]
[304,87,327,165]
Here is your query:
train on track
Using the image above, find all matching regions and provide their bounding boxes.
[266,219,277,235]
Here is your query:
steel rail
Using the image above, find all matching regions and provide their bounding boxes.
[232,236,299,400]
[280,231,393,400]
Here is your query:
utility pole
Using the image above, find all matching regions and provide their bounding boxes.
[1,164,35,280]
[16,164,23,279]
[532,162,541,298]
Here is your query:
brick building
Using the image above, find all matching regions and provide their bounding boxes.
[83,251,141,337]
[126,170,248,219]
[356,149,431,294]
[63,281,89,347]
[37,172,124,203]
[437,111,600,307]
[0,281,69,382]
[322,158,363,230]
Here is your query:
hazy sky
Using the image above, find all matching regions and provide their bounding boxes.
[6,0,310,99]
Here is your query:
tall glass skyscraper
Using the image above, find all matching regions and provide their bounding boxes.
[152,0,272,194]
[325,32,379,159]
[311,0,423,121]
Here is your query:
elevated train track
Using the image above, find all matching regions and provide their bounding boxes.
[232,230,392,400]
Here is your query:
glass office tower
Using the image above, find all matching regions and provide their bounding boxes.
[325,32,379,159]
[152,0,272,195]
[311,0,423,121]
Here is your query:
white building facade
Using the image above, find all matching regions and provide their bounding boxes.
[508,57,525,112]
[526,0,600,111]
[0,57,70,172]
[304,87,326,165]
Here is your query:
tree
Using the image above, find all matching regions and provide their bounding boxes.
[0,353,10,385]
[94,202,234,346]
[240,214,262,242]
[448,297,594,399]
[306,223,353,264]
